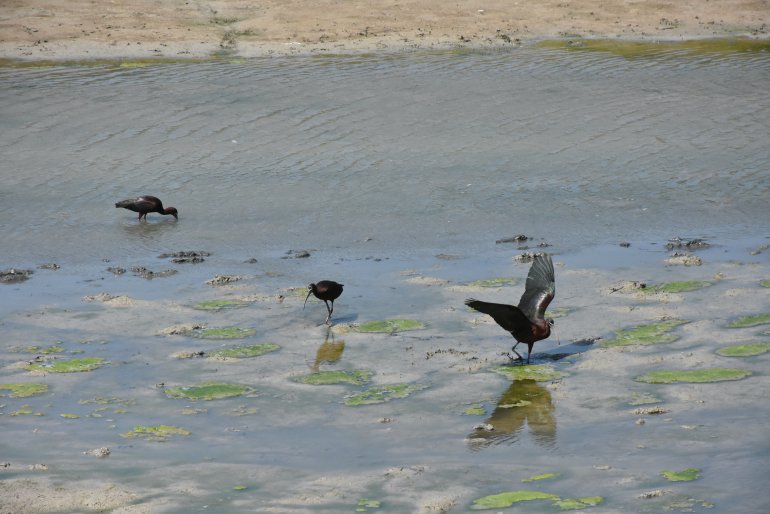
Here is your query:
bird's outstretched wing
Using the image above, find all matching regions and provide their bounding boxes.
[465,298,531,334]
[518,254,555,321]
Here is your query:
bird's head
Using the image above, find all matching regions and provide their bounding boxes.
[164,207,178,220]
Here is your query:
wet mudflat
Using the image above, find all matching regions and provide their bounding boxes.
[1,239,769,513]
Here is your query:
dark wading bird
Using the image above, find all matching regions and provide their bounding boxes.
[465,254,555,363]
[115,195,178,220]
[304,280,344,325]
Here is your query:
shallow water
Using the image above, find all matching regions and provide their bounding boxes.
[1,46,769,264]
[1,46,770,513]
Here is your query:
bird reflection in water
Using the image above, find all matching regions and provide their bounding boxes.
[310,328,345,372]
[467,379,556,450]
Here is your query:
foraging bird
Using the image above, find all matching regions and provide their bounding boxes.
[465,254,555,363]
[304,280,344,325]
[115,195,178,220]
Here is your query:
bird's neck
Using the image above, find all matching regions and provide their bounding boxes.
[533,320,550,339]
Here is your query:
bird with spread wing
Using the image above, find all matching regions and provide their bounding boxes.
[465,254,555,363]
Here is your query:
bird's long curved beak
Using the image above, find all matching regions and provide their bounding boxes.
[303,290,312,310]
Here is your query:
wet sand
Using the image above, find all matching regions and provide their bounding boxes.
[1,0,768,61]
[1,240,769,513]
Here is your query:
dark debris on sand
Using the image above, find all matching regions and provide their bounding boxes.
[159,251,210,264]
[0,268,34,284]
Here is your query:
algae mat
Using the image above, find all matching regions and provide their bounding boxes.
[716,342,770,357]
[470,490,604,510]
[602,319,688,347]
[25,357,105,373]
[0,383,49,398]
[165,382,255,400]
[726,313,770,329]
[661,468,701,482]
[636,368,752,384]
[344,383,427,406]
[644,280,711,293]
[208,343,280,359]
[355,319,425,333]
[192,327,257,340]
[121,425,192,441]
[292,370,373,386]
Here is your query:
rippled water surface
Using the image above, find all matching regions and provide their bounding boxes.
[1,47,769,514]
[2,47,769,264]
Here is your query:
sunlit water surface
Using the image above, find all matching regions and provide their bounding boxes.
[1,47,769,513]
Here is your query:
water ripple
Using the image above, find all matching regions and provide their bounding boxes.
[1,48,768,263]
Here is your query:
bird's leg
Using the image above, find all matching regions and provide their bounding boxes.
[137,212,142,220]
[324,300,332,325]
[509,341,524,362]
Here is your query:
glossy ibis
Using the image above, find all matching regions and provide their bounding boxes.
[465,254,555,363]
[115,195,178,220]
[304,280,344,325]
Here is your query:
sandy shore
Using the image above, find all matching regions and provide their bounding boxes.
[1,0,768,60]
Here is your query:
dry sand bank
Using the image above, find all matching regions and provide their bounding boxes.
[1,0,768,60]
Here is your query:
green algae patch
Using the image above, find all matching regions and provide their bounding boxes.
[10,407,35,416]
[471,490,560,510]
[536,38,770,59]
[293,370,373,386]
[490,364,564,382]
[23,345,65,354]
[344,383,427,406]
[0,383,49,398]
[464,404,486,416]
[636,368,752,384]
[60,413,80,419]
[357,498,381,511]
[25,357,105,373]
[468,277,518,288]
[760,280,770,288]
[209,343,280,359]
[726,313,770,328]
[165,382,255,401]
[193,299,249,311]
[717,342,770,357]
[121,424,192,441]
[645,281,711,294]
[553,496,604,510]
[661,468,701,482]
[522,472,559,483]
[193,327,256,340]
[602,319,688,347]
[356,319,425,333]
